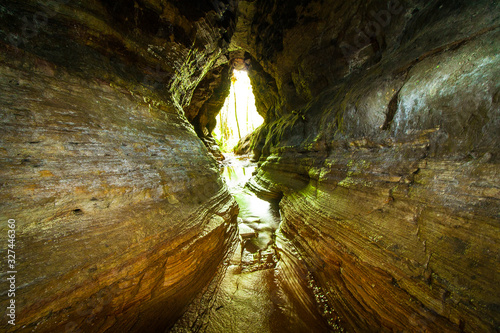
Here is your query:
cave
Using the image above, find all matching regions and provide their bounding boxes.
[0,1,498,332]
[213,68,263,153]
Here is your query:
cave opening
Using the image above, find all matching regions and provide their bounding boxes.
[213,69,263,153]
[2,1,498,332]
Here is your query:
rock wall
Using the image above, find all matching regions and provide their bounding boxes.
[0,1,238,332]
[0,0,498,332]
[235,0,499,331]
[184,63,232,160]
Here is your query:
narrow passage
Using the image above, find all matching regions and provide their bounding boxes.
[204,154,331,333]
[204,154,292,332]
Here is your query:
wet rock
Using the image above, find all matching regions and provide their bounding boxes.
[234,0,500,332]
[242,217,260,224]
[0,0,498,332]
[238,223,258,239]
[0,1,238,332]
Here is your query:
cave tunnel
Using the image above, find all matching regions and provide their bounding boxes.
[213,68,263,154]
[0,0,499,332]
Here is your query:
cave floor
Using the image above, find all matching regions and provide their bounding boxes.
[204,155,296,332]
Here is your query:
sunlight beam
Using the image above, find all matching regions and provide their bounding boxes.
[213,70,263,152]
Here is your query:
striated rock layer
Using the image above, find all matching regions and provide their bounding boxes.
[249,141,499,332]
[238,0,499,332]
[0,1,239,332]
[0,0,499,332]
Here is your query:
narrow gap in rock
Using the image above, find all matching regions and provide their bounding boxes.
[381,88,400,130]
[203,154,332,332]
[213,69,263,153]
[208,156,287,331]
[2,1,497,332]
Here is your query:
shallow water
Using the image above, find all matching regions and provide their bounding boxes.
[221,155,281,259]
[204,154,331,333]
[202,155,291,332]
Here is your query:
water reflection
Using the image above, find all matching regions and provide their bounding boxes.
[211,155,329,332]
[221,160,254,192]
[221,154,281,265]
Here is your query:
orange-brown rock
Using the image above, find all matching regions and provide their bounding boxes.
[0,1,238,332]
[240,0,499,331]
[249,142,499,332]
[0,0,499,332]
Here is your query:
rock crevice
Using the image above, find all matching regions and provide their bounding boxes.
[230,0,499,331]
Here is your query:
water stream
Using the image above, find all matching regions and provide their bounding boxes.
[221,155,281,268]
[203,154,292,332]
[202,154,332,333]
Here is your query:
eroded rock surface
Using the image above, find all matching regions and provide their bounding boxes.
[0,0,499,332]
[236,0,500,332]
[0,1,238,332]
[184,156,331,333]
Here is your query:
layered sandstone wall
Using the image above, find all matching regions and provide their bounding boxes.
[234,0,499,331]
[0,1,238,332]
[0,0,498,332]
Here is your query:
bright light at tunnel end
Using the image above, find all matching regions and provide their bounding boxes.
[213,69,263,152]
